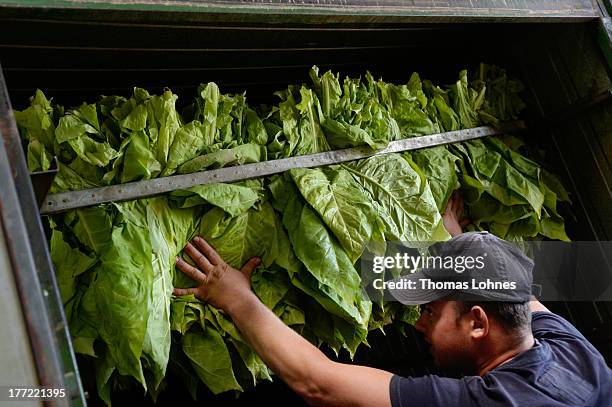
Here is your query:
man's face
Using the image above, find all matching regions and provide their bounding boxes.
[414,300,474,374]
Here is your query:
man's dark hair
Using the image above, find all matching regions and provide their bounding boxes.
[456,301,531,333]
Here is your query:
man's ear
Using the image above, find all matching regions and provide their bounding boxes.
[469,306,489,339]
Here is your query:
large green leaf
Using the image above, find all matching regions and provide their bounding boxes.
[169,183,259,216]
[182,329,242,394]
[147,90,181,168]
[26,138,52,172]
[143,198,197,390]
[344,154,449,243]
[409,146,460,211]
[290,167,381,263]
[121,130,161,182]
[93,201,152,387]
[273,177,370,328]
[162,120,213,176]
[49,228,97,304]
[14,89,56,151]
[178,143,266,174]
[197,202,279,269]
[56,104,119,167]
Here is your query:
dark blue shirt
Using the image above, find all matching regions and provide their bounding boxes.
[390,312,612,406]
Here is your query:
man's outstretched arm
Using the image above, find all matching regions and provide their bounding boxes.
[174,237,393,407]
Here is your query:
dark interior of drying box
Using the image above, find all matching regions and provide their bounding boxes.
[1,15,611,405]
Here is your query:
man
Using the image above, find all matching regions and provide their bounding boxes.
[174,193,612,406]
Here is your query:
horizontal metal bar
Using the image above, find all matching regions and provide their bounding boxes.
[41,121,525,215]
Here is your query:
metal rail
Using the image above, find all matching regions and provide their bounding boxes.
[41,121,525,214]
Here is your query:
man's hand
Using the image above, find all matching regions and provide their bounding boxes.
[443,190,470,237]
[173,236,261,314]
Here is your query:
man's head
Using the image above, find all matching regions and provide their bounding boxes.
[414,299,531,375]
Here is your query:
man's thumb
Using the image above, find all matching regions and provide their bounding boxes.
[241,257,261,279]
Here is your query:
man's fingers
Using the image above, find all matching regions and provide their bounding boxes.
[184,242,214,272]
[173,287,199,296]
[460,218,471,227]
[176,256,207,283]
[192,236,223,266]
[241,257,261,280]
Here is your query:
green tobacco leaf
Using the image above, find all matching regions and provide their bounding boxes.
[183,329,242,394]
[51,161,101,193]
[468,193,532,225]
[121,130,161,183]
[56,104,119,167]
[244,107,268,145]
[540,210,570,241]
[252,269,291,309]
[196,82,221,138]
[197,202,279,269]
[95,347,116,406]
[170,183,259,216]
[294,86,331,154]
[143,198,196,391]
[290,167,380,263]
[147,90,181,168]
[229,338,272,387]
[50,228,97,304]
[409,146,460,211]
[450,70,481,129]
[163,121,213,176]
[170,297,201,335]
[454,141,544,215]
[279,303,305,326]
[344,154,449,243]
[276,177,370,328]
[309,66,341,119]
[111,88,151,132]
[67,136,119,167]
[56,114,98,144]
[378,81,436,137]
[322,118,387,150]
[178,143,266,174]
[93,201,152,388]
[101,137,131,185]
[27,138,52,172]
[72,206,114,255]
[13,89,56,151]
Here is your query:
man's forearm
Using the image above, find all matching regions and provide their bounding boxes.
[174,238,393,407]
[226,292,331,398]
